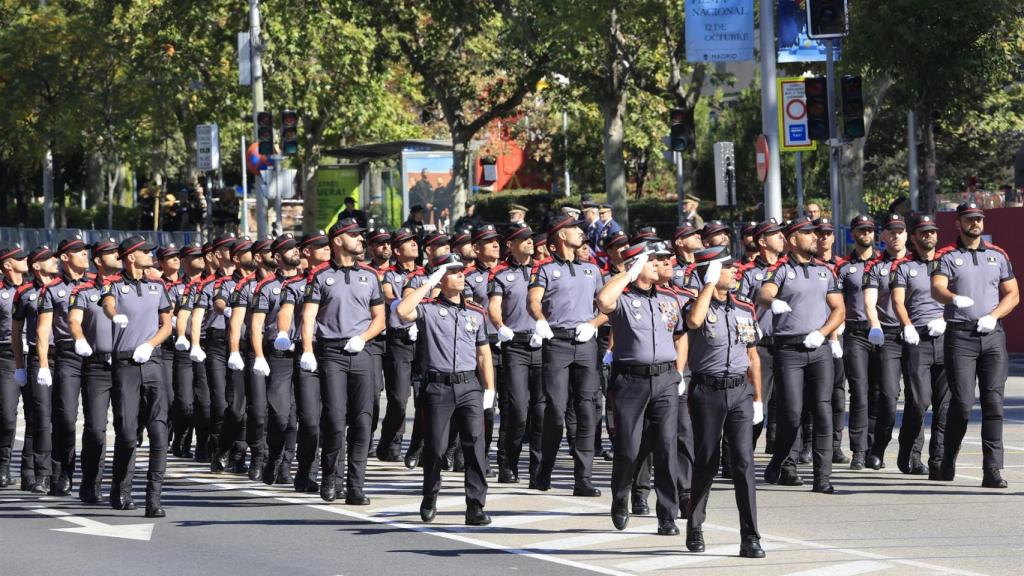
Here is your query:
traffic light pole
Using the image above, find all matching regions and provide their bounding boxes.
[249,0,268,239]
[675,151,685,224]
[759,0,783,221]
[826,39,842,235]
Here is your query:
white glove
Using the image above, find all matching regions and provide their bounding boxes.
[300,352,317,372]
[752,401,764,425]
[174,335,190,351]
[771,300,792,314]
[627,253,649,282]
[408,323,418,342]
[132,343,154,364]
[903,325,920,345]
[803,330,825,350]
[74,338,93,358]
[426,266,447,289]
[830,339,844,358]
[112,314,129,328]
[677,372,686,396]
[702,260,723,286]
[836,323,845,336]
[952,295,975,309]
[926,317,947,337]
[483,388,496,410]
[190,346,206,362]
[534,319,554,340]
[603,350,613,365]
[528,333,544,348]
[252,356,271,377]
[14,368,27,387]
[867,326,885,346]
[227,352,245,371]
[977,314,997,333]
[497,325,514,343]
[344,335,365,353]
[222,306,233,318]
[273,331,291,351]
[574,323,597,342]
[37,367,52,387]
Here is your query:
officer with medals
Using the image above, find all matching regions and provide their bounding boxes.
[930,202,1018,488]
[395,253,495,526]
[683,245,765,559]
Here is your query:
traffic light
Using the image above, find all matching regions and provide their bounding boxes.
[669,108,687,152]
[256,111,274,156]
[804,77,830,141]
[840,75,865,139]
[806,0,849,38]
[281,109,299,155]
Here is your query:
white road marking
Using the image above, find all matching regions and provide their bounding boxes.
[615,542,784,572]
[27,505,154,541]
[777,560,894,576]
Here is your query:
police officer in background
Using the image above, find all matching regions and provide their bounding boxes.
[529,215,606,496]
[395,253,495,526]
[183,242,218,463]
[596,243,684,536]
[67,239,122,502]
[0,245,29,489]
[169,244,205,459]
[759,217,845,493]
[862,214,909,470]
[102,236,173,517]
[931,202,1019,488]
[300,218,385,504]
[815,218,849,464]
[892,214,949,477]
[671,223,702,291]
[683,246,765,558]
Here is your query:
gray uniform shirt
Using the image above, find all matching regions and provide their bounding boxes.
[100,276,172,352]
[416,296,487,373]
[608,284,684,365]
[304,261,384,340]
[835,251,878,323]
[228,273,257,342]
[251,272,297,342]
[766,258,840,337]
[488,259,535,334]
[686,294,759,376]
[530,255,604,329]
[892,254,944,326]
[70,278,116,354]
[670,260,694,291]
[739,256,776,337]
[280,273,310,342]
[863,253,907,328]
[13,281,49,347]
[932,239,1014,322]
[0,278,21,344]
[39,274,89,343]
[464,262,496,336]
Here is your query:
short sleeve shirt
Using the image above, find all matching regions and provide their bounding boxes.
[530,255,604,329]
[38,275,89,343]
[739,256,776,337]
[835,251,878,322]
[608,285,683,365]
[304,262,384,340]
[487,259,535,334]
[12,281,48,347]
[0,278,22,344]
[766,258,840,337]
[463,262,496,336]
[862,253,907,327]
[686,294,759,376]
[279,273,310,341]
[100,276,172,352]
[70,280,115,354]
[892,254,943,326]
[415,297,487,373]
[932,240,1014,322]
[229,274,257,341]
[251,272,297,342]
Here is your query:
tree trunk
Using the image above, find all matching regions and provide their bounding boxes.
[450,135,472,227]
[920,102,938,214]
[600,87,629,231]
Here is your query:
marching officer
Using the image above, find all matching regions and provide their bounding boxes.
[528,215,606,496]
[891,214,949,477]
[158,245,183,426]
[931,202,1018,488]
[0,245,29,489]
[169,244,206,459]
[596,243,684,536]
[183,242,219,463]
[395,253,495,526]
[300,218,385,504]
[366,228,392,439]
[101,236,174,517]
[862,214,909,470]
[816,218,850,464]
[670,222,702,291]
[683,246,765,558]
[759,217,844,493]
[67,239,122,503]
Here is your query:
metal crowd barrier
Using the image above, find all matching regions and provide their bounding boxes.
[0,228,199,250]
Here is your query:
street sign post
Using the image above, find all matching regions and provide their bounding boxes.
[196,124,220,172]
[778,77,818,152]
[755,135,769,184]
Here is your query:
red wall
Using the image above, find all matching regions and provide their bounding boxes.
[936,208,1024,352]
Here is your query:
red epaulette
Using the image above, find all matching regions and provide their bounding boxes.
[281,274,305,287]
[831,256,848,275]
[677,287,697,299]
[730,293,756,314]
[767,254,789,273]
[102,273,122,287]
[70,280,96,296]
[465,300,486,316]
[488,261,511,282]
[254,274,278,296]
[356,263,378,275]
[84,272,97,282]
[14,282,34,301]
[38,277,63,299]
[463,264,479,276]
[987,243,1010,260]
[655,286,677,298]
[307,262,330,280]
[530,256,553,275]
[588,255,600,267]
[232,273,256,293]
[863,253,887,274]
[405,268,425,280]
[212,276,230,290]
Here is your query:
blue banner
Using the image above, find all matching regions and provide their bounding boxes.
[777,0,841,63]
[685,0,755,63]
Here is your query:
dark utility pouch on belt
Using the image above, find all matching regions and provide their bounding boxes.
[550,328,576,340]
[613,361,675,377]
[692,373,746,390]
[426,371,475,384]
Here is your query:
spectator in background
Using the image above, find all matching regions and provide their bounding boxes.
[338,196,368,227]
[583,202,602,250]
[454,202,484,232]
[806,203,822,220]
[137,185,157,229]
[537,198,559,234]
[403,205,426,240]
[683,194,705,229]
[508,204,528,225]
[597,203,622,250]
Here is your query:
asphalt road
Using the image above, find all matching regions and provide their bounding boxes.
[1,378,1022,576]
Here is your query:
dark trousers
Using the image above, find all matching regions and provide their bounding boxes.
[111,354,167,503]
[192,341,211,456]
[52,347,84,484]
[770,344,834,482]
[501,341,544,478]
[609,369,678,522]
[943,326,1008,472]
[248,349,295,468]
[218,348,250,461]
[80,358,112,498]
[379,336,416,459]
[293,348,320,484]
[318,342,374,490]
[752,346,774,446]
[0,347,26,478]
[688,377,759,539]
[676,391,694,500]
[421,375,487,507]
[900,333,949,466]
[368,337,386,438]
[28,352,53,479]
[870,330,904,458]
[843,328,880,454]
[171,348,194,447]
[831,354,846,448]
[204,332,228,457]
[541,337,598,483]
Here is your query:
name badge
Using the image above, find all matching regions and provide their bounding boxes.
[358,276,368,284]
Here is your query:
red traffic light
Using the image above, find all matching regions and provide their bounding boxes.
[256,111,273,128]
[281,109,299,128]
[669,108,685,125]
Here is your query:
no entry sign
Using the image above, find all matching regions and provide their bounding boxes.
[778,77,817,152]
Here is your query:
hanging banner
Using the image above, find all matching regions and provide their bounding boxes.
[685,0,755,63]
[777,0,842,63]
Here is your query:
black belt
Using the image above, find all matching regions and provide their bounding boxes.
[111,350,161,362]
[84,353,113,365]
[511,332,536,345]
[757,336,774,347]
[947,320,993,333]
[692,373,746,390]
[317,338,353,348]
[613,361,675,377]
[846,320,869,331]
[426,371,475,384]
[550,328,576,340]
[881,325,900,336]
[913,325,942,340]
[55,341,75,353]
[206,328,226,338]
